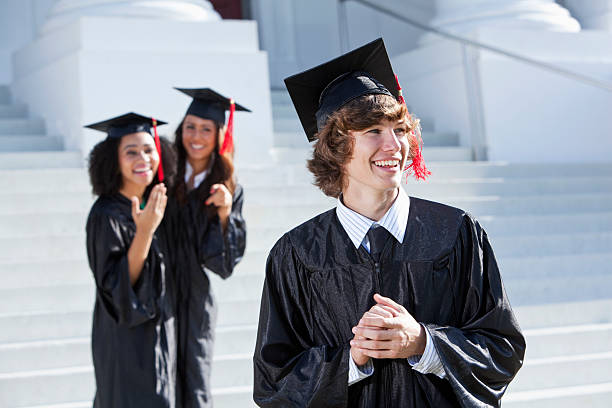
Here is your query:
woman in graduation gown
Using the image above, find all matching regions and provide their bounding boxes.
[253,39,525,407]
[85,113,179,407]
[172,88,248,407]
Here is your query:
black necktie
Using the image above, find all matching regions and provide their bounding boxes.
[367,225,391,262]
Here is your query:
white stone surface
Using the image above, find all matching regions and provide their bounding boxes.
[11,16,274,165]
[429,0,581,33]
[393,28,612,162]
[565,0,612,31]
[41,0,220,34]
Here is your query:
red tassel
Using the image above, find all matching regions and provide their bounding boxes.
[152,118,164,182]
[395,74,430,181]
[220,99,235,155]
[394,74,406,106]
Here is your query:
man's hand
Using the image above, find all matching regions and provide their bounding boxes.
[350,333,371,367]
[350,294,426,359]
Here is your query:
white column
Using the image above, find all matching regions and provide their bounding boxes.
[564,0,612,31]
[429,0,580,34]
[40,0,220,34]
[13,0,274,164]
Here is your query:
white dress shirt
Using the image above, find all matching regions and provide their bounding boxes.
[184,161,209,190]
[335,188,446,385]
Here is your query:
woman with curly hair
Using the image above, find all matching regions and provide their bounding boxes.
[172,88,248,407]
[85,113,179,408]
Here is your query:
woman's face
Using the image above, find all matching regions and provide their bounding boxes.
[182,114,218,163]
[117,132,159,191]
[343,118,409,196]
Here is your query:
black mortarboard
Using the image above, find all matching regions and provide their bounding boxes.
[84,112,167,139]
[284,38,399,141]
[85,112,168,181]
[175,88,251,124]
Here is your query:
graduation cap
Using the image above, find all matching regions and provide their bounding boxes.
[284,38,430,180]
[85,112,168,181]
[284,38,399,142]
[175,88,251,155]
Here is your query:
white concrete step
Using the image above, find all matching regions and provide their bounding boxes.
[10,321,605,376]
[508,352,612,392]
[441,193,612,217]
[505,272,612,306]
[0,193,93,215]
[420,162,612,179]
[0,104,27,119]
[480,212,612,236]
[409,176,612,196]
[0,169,89,193]
[270,146,473,163]
[241,178,612,206]
[504,382,612,408]
[0,86,10,104]
[245,223,612,255]
[0,212,89,237]
[0,236,88,263]
[0,152,84,170]
[2,327,611,406]
[0,337,92,374]
[2,388,256,408]
[0,259,91,289]
[0,355,253,407]
[524,323,612,359]
[0,281,265,315]
[273,127,455,147]
[0,299,260,344]
[236,162,612,186]
[3,179,612,218]
[270,89,291,106]
[1,163,609,195]
[2,247,610,309]
[271,104,299,121]
[240,194,612,228]
[0,118,45,135]
[0,135,62,152]
[515,299,612,330]
[492,231,612,257]
[0,366,94,407]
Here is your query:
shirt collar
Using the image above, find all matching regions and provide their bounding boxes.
[185,157,214,190]
[336,187,410,249]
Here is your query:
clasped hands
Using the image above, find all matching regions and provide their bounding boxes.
[350,294,426,367]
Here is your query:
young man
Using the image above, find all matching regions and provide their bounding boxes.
[253,39,525,407]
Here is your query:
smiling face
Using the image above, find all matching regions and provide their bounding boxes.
[343,118,409,197]
[117,132,159,196]
[181,114,219,167]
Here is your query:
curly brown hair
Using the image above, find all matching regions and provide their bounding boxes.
[307,94,420,197]
[88,135,177,197]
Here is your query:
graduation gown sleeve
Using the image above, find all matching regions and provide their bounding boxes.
[86,206,158,328]
[190,183,246,279]
[253,235,350,408]
[425,215,526,407]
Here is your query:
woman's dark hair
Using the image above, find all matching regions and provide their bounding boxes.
[307,93,419,198]
[88,134,177,197]
[173,118,236,218]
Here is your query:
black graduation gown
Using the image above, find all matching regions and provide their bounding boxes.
[177,183,247,408]
[86,194,179,408]
[253,197,525,408]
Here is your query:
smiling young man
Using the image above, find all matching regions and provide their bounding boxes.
[253,39,525,407]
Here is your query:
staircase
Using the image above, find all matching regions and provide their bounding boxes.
[0,86,610,407]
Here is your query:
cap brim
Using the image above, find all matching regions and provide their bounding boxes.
[284,38,398,141]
